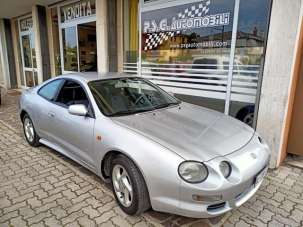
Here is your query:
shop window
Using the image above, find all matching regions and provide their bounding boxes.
[123,0,139,73]
[229,0,272,127]
[62,26,78,72]
[78,22,97,72]
[141,0,235,113]
[136,0,272,127]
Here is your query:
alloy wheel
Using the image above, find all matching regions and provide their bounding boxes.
[24,117,35,142]
[112,164,133,207]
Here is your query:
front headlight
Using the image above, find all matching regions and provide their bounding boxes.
[178,161,208,183]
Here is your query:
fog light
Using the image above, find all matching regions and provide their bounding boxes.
[219,161,232,178]
[192,194,222,202]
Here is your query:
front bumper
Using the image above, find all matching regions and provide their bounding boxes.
[176,135,270,218]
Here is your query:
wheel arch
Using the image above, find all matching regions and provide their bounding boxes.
[20,109,28,122]
[100,149,151,201]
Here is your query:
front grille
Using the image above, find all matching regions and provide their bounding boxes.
[207,202,226,212]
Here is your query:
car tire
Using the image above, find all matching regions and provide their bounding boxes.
[110,155,150,215]
[22,114,40,147]
[236,106,255,127]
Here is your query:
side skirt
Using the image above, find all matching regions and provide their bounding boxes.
[39,138,100,177]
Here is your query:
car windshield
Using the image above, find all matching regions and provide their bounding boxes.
[88,77,180,116]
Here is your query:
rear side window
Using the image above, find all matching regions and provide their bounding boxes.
[38,79,63,101]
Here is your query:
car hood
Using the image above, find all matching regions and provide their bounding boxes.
[112,102,255,161]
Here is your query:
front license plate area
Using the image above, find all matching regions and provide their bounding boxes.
[254,168,267,187]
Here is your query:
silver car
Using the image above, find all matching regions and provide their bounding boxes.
[19,72,270,218]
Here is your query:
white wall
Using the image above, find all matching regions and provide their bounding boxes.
[257,0,302,168]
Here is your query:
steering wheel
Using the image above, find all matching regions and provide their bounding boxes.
[134,94,146,105]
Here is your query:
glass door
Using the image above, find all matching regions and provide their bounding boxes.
[60,22,97,73]
[62,26,79,73]
[58,0,97,74]
[19,17,38,88]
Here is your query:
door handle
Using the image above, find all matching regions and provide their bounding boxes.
[48,112,55,118]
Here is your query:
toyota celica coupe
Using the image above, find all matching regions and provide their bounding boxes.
[19,72,270,218]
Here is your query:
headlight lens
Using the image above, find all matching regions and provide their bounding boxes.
[178,161,208,183]
[219,161,232,178]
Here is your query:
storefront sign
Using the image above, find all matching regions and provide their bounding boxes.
[20,18,33,32]
[143,13,230,33]
[142,0,232,51]
[61,0,95,23]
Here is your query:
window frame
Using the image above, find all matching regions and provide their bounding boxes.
[37,78,65,102]
[54,78,95,118]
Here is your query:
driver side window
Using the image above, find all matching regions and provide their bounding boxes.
[56,80,90,108]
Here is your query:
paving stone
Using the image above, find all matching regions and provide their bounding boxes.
[98,220,115,227]
[0,197,11,209]
[62,189,77,200]
[82,205,101,218]
[27,197,42,209]
[9,216,27,227]
[18,205,36,219]
[77,216,97,227]
[27,211,52,225]
[111,216,133,227]
[61,210,85,225]
[50,207,68,219]
[268,219,284,227]
[257,208,274,223]
[44,216,62,227]
[95,210,116,224]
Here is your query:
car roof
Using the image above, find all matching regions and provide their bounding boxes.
[60,72,137,83]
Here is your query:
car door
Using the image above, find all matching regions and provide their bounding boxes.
[35,78,64,141]
[50,80,96,170]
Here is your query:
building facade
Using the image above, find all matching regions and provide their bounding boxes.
[0,0,302,168]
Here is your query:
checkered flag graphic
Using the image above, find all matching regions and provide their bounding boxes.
[178,0,211,19]
[143,0,211,51]
[144,31,179,51]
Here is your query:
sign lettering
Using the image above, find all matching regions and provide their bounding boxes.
[62,0,95,22]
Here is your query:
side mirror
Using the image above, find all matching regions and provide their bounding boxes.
[68,104,88,116]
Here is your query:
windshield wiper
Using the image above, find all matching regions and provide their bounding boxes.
[153,102,179,110]
[109,108,152,117]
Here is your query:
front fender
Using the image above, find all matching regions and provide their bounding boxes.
[93,118,184,213]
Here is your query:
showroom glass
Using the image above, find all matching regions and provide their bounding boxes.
[125,0,273,128]
[140,0,235,113]
[123,0,139,73]
[62,26,78,71]
[78,22,97,71]
[89,78,179,116]
[38,79,63,101]
[229,0,271,127]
